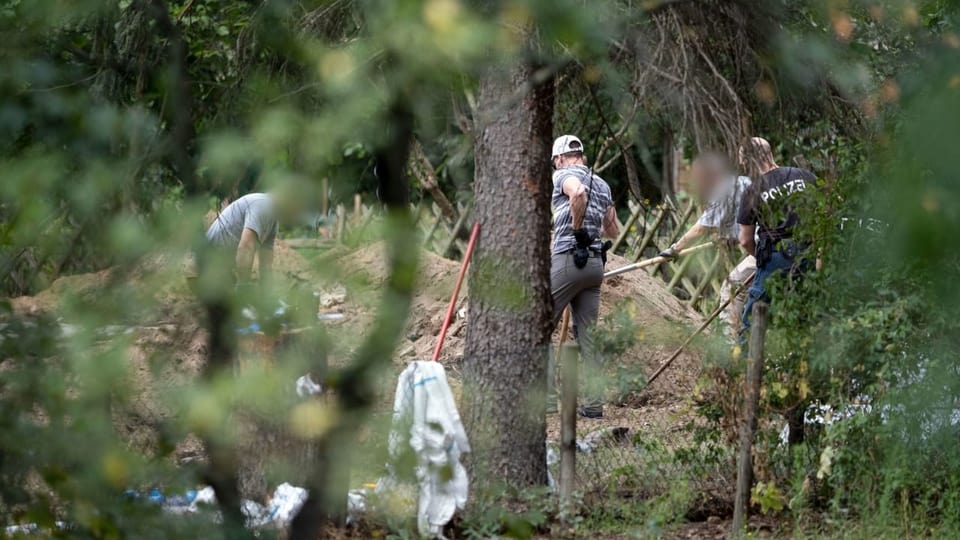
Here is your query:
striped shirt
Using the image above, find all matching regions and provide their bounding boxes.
[551,164,613,254]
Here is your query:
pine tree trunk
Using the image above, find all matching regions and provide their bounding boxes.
[463,61,554,488]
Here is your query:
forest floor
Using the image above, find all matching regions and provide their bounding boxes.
[9,239,745,538]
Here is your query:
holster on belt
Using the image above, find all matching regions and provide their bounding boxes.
[756,236,774,267]
[600,240,612,267]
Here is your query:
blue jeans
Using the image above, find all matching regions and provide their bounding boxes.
[739,251,809,344]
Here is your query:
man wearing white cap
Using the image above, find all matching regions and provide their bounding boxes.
[547,134,620,418]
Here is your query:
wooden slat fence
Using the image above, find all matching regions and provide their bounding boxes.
[288,194,730,315]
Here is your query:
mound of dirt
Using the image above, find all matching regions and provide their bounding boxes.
[598,253,706,404]
[347,242,466,362]
[9,268,115,315]
[331,244,709,455]
[6,242,316,464]
[340,244,705,403]
[7,239,709,467]
[271,241,314,281]
[602,252,702,328]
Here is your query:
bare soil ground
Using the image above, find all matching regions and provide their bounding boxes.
[6,239,721,534]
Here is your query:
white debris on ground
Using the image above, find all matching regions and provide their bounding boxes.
[576,426,634,454]
[347,487,370,523]
[265,483,308,526]
[152,482,308,529]
[779,401,872,445]
[318,284,347,308]
[4,522,67,536]
[546,445,559,492]
[295,373,323,397]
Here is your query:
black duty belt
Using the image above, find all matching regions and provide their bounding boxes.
[775,239,810,258]
[561,247,602,257]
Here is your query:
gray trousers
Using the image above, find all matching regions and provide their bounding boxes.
[548,251,605,409]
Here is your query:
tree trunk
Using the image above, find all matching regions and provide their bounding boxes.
[463,60,554,488]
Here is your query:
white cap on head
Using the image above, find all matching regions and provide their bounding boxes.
[551,135,584,158]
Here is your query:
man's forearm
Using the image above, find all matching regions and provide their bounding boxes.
[674,224,708,250]
[236,245,256,281]
[602,207,620,239]
[602,221,620,239]
[570,192,587,229]
[258,249,273,284]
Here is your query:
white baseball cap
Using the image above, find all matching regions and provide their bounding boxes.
[551,135,584,158]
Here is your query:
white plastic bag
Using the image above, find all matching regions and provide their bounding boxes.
[266,482,308,526]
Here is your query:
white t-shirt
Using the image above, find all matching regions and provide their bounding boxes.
[697,175,752,241]
[205,193,278,249]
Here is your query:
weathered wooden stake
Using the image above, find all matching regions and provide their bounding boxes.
[559,342,578,503]
[732,302,768,536]
[335,204,346,244]
[611,202,643,253]
[631,206,668,261]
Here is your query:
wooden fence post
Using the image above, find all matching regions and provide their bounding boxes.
[559,342,578,503]
[732,302,768,536]
[631,206,669,261]
[653,201,697,278]
[321,177,329,217]
[335,204,346,244]
[688,250,723,308]
[440,203,472,259]
[611,203,643,253]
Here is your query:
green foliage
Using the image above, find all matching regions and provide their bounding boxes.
[720,2,960,532]
[2,0,960,536]
[458,484,552,539]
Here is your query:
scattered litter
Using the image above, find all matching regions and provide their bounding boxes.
[4,522,67,535]
[242,500,270,528]
[193,486,217,506]
[110,483,309,530]
[237,300,294,334]
[59,322,136,339]
[778,401,873,445]
[122,487,205,514]
[296,373,323,397]
[163,490,200,515]
[236,323,262,335]
[576,427,634,454]
[347,488,369,524]
[319,285,347,308]
[266,483,308,526]
[546,444,559,493]
[317,312,345,322]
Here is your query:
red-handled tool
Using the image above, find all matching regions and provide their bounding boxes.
[432,222,480,362]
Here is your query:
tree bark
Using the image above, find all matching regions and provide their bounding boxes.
[463,60,554,488]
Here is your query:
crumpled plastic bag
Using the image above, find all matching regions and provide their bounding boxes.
[295,373,322,397]
[266,482,308,526]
